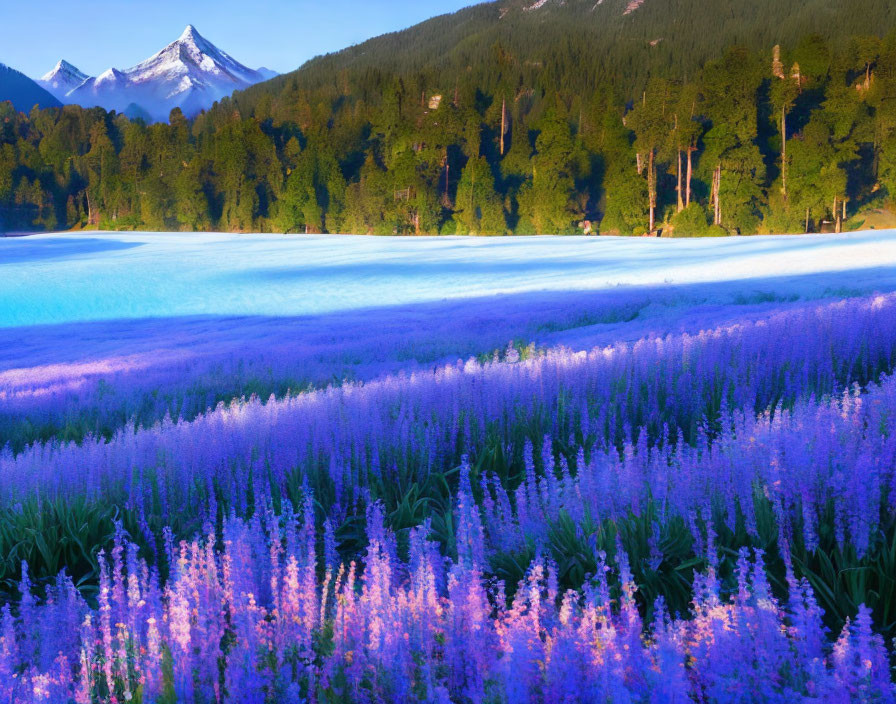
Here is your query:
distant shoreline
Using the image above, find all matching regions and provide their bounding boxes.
[3,228,894,240]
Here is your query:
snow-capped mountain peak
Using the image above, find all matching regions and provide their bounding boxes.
[60,25,270,122]
[96,68,125,85]
[37,60,89,99]
[126,24,262,89]
[41,60,87,83]
[180,24,200,41]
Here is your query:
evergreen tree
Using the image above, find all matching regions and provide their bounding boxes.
[85,120,117,226]
[517,109,582,234]
[3,22,896,238]
[769,45,802,202]
[701,47,766,233]
[278,149,322,234]
[629,79,675,232]
[454,156,506,235]
[601,108,648,235]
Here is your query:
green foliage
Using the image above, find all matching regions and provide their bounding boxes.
[669,202,711,236]
[454,156,506,235]
[4,12,896,236]
[0,497,119,600]
[600,169,648,235]
[516,108,583,234]
[599,108,648,235]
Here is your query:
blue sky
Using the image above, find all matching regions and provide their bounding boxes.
[2,0,485,79]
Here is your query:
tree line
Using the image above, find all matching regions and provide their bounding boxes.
[3,32,896,236]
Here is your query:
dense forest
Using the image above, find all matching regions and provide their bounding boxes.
[4,0,896,235]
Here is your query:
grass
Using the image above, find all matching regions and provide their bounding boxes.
[6,439,893,647]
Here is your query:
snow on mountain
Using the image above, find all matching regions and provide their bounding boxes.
[63,25,268,122]
[37,60,89,100]
[94,67,127,87]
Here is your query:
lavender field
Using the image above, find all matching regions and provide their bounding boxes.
[2,231,896,702]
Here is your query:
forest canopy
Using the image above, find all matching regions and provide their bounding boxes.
[4,1,896,236]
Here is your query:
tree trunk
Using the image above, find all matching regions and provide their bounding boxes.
[648,149,656,233]
[713,165,722,226]
[445,155,450,201]
[781,107,787,199]
[716,170,721,226]
[677,149,684,213]
[500,98,506,156]
[686,147,693,207]
[805,208,810,234]
[470,163,476,232]
[85,188,95,227]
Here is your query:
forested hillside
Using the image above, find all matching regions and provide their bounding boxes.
[3,0,896,235]
[261,0,896,98]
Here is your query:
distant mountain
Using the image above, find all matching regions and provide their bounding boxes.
[50,26,273,122]
[256,67,280,81]
[38,60,89,100]
[0,62,61,112]
[123,102,153,123]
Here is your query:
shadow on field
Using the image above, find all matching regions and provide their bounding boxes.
[235,231,896,284]
[2,264,895,383]
[0,236,141,263]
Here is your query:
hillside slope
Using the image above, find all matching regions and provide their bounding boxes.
[5,0,896,237]
[238,0,896,104]
[0,63,61,112]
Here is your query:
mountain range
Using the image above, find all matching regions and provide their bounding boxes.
[5,0,896,237]
[9,0,896,124]
[35,25,276,122]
